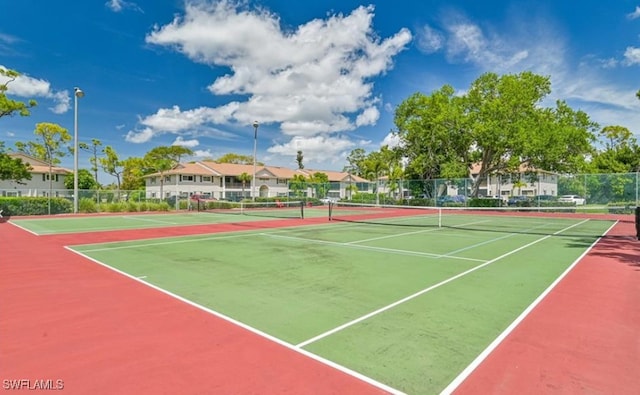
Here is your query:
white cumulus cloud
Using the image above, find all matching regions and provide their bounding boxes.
[416,24,444,54]
[0,65,70,114]
[267,135,364,167]
[142,1,411,162]
[172,136,200,148]
[105,0,142,13]
[623,46,640,65]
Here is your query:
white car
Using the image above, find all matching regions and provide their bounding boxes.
[320,197,338,204]
[558,195,586,205]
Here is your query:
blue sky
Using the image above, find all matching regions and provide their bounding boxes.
[1,0,639,183]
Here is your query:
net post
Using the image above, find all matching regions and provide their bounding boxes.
[328,201,333,221]
[300,200,305,219]
[438,207,442,228]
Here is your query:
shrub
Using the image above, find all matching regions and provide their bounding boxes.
[607,202,635,214]
[468,198,502,207]
[0,197,72,215]
[105,202,126,212]
[79,197,98,213]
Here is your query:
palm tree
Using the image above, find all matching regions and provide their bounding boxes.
[289,174,307,198]
[238,172,252,199]
[512,179,527,196]
[365,152,386,205]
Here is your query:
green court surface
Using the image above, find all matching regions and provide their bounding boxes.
[11,207,327,235]
[68,212,616,394]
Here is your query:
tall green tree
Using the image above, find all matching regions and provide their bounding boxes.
[0,68,36,182]
[395,85,470,184]
[79,138,103,186]
[121,157,147,191]
[0,67,37,118]
[590,125,640,173]
[378,145,404,198]
[216,153,260,165]
[63,168,98,190]
[144,145,194,199]
[289,174,307,197]
[343,148,367,176]
[0,142,31,183]
[296,150,304,169]
[394,71,597,197]
[308,171,329,198]
[17,123,71,213]
[362,150,387,204]
[238,172,252,199]
[100,146,125,195]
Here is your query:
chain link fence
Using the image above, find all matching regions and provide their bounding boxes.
[2,172,638,214]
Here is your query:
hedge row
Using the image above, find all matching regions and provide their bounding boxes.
[0,197,171,215]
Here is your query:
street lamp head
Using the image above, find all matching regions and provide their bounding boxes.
[252,121,259,129]
[74,87,84,98]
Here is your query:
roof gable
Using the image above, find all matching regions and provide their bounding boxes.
[9,152,49,167]
[8,153,71,174]
[143,160,372,182]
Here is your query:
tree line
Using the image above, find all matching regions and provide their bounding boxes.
[344,72,640,198]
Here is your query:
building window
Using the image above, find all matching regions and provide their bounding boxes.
[182,175,194,182]
[165,176,172,182]
[276,178,287,184]
[41,173,59,181]
[202,176,211,182]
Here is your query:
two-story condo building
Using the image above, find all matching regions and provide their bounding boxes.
[144,160,370,201]
[0,153,72,197]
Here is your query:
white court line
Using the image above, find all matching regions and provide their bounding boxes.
[439,219,615,395]
[65,246,405,395]
[122,215,179,225]
[295,219,591,349]
[76,232,258,252]
[260,233,487,263]
[439,222,557,258]
[344,220,492,245]
[9,221,40,235]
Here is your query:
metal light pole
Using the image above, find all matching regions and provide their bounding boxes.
[73,87,84,214]
[252,121,259,201]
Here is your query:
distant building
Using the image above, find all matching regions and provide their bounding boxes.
[376,163,559,200]
[470,163,558,199]
[143,160,370,200]
[0,153,72,197]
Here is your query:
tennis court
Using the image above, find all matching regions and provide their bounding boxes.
[65,206,617,394]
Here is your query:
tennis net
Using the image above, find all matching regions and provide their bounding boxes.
[328,201,631,238]
[198,200,304,219]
